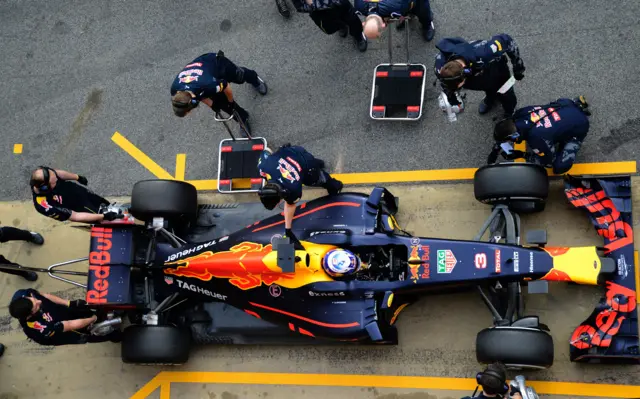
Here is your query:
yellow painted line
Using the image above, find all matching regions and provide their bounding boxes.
[13,143,23,154]
[635,250,639,304]
[159,383,170,399]
[111,132,636,189]
[180,161,636,191]
[111,132,174,180]
[130,371,640,399]
[175,154,186,181]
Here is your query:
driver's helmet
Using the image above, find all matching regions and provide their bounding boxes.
[322,249,361,278]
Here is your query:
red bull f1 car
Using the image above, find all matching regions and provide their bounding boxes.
[48,163,639,367]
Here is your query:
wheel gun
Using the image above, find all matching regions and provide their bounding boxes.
[510,375,540,399]
[438,91,465,123]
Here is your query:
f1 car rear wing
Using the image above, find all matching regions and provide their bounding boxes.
[565,175,640,364]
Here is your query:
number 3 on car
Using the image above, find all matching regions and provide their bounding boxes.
[475,253,487,269]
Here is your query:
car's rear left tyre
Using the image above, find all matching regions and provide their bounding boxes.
[473,162,549,214]
[121,325,191,365]
[476,326,554,369]
[129,179,198,226]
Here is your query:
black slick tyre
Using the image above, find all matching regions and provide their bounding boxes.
[476,326,554,369]
[121,325,191,365]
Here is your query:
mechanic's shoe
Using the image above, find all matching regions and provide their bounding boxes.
[23,272,38,282]
[355,32,368,52]
[29,232,44,245]
[422,21,435,41]
[0,344,5,358]
[275,0,291,18]
[478,97,495,114]
[254,76,268,95]
[338,25,348,38]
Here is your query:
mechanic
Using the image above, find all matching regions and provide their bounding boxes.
[434,33,526,116]
[355,0,435,42]
[490,96,591,174]
[0,226,44,282]
[170,52,268,134]
[30,166,117,224]
[257,144,343,240]
[8,288,121,346]
[462,362,522,399]
[290,0,368,52]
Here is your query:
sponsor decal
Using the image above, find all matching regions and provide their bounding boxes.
[165,276,174,285]
[309,291,345,297]
[165,239,221,262]
[410,237,420,245]
[269,284,282,297]
[285,156,302,172]
[42,312,53,322]
[421,245,430,279]
[30,321,46,333]
[437,249,457,274]
[529,252,534,273]
[179,76,199,84]
[176,279,227,301]
[543,117,552,128]
[184,62,203,68]
[390,303,410,325]
[277,158,300,183]
[475,253,487,269]
[617,255,629,279]
[87,227,112,304]
[178,69,203,78]
[408,244,430,282]
[36,196,52,211]
[495,250,501,273]
[53,195,62,203]
[490,44,498,53]
[513,251,520,273]
[309,230,347,237]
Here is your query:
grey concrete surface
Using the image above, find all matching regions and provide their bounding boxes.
[0,181,639,398]
[1,0,640,200]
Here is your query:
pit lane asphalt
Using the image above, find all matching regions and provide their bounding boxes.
[1,0,640,201]
[1,181,639,399]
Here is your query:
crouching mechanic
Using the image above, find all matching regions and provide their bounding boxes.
[435,33,525,117]
[171,52,268,134]
[257,144,343,241]
[490,96,591,174]
[462,362,522,399]
[8,288,121,346]
[30,166,117,224]
[356,0,435,42]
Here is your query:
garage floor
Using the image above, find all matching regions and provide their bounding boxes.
[1,180,639,399]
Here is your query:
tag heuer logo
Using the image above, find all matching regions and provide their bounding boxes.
[437,249,457,273]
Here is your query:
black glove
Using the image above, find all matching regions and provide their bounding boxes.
[506,150,526,160]
[103,211,119,221]
[284,228,305,251]
[487,145,501,164]
[69,299,87,308]
[77,175,88,185]
[513,59,525,81]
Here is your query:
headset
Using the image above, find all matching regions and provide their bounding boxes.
[475,367,509,398]
[258,181,290,210]
[31,166,52,193]
[171,95,199,111]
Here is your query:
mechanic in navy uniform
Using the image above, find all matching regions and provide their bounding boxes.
[461,363,522,399]
[257,144,343,238]
[170,52,268,133]
[356,0,435,42]
[290,0,368,52]
[434,33,526,116]
[0,226,44,282]
[30,166,117,224]
[490,96,591,175]
[8,288,121,346]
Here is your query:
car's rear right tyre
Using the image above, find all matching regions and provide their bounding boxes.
[474,162,549,214]
[129,179,198,226]
[476,326,554,369]
[121,325,191,365]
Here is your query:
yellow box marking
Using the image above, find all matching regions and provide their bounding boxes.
[13,144,23,154]
[130,371,640,399]
[159,383,170,399]
[112,132,636,190]
[514,140,526,163]
[175,154,186,181]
